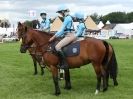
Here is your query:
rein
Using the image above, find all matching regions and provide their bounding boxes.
[28,42,51,71]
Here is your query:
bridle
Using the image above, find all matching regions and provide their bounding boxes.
[20,33,31,49]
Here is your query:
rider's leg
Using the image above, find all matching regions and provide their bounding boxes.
[55,33,76,69]
[56,33,76,51]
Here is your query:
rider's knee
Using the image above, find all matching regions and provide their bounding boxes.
[55,45,61,51]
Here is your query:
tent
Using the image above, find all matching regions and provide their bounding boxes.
[85,16,99,30]
[0,27,15,36]
[113,23,133,38]
[106,20,111,24]
[50,17,63,32]
[101,24,116,37]
[97,21,104,29]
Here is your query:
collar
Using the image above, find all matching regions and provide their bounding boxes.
[42,19,46,23]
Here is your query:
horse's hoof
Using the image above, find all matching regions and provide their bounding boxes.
[64,86,71,90]
[114,82,118,86]
[103,87,108,92]
[95,90,99,95]
[33,73,37,75]
[41,72,44,75]
[55,92,61,96]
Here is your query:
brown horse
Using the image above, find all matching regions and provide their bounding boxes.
[17,22,118,95]
[20,20,44,75]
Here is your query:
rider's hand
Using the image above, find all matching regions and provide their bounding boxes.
[49,35,56,42]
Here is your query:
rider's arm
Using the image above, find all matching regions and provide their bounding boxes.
[75,23,85,37]
[55,17,71,37]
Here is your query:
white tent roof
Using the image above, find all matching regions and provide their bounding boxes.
[130,22,133,26]
[113,23,133,36]
[97,21,104,29]
[118,23,133,30]
[106,20,111,24]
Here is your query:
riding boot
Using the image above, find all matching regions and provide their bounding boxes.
[57,50,68,69]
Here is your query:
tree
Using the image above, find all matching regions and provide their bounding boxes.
[90,13,100,24]
[24,20,32,27]
[101,12,127,23]
[127,12,133,23]
[24,20,40,29]
[0,19,10,28]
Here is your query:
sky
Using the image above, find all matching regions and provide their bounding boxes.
[0,0,133,27]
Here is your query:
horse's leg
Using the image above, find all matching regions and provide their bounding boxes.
[59,69,64,80]
[40,65,44,75]
[64,69,71,90]
[38,59,44,75]
[33,58,38,75]
[39,63,44,75]
[50,65,61,95]
[112,77,118,86]
[92,63,102,95]
[101,66,108,92]
[36,55,44,75]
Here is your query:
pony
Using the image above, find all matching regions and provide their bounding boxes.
[17,22,118,95]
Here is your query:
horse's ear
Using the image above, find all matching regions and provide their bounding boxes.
[18,22,22,26]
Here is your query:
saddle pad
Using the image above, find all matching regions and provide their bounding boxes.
[62,41,80,57]
[49,41,80,57]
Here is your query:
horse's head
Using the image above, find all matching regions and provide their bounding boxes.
[17,22,33,53]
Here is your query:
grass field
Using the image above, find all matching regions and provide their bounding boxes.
[0,39,133,99]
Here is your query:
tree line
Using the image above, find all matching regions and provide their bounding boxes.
[0,19,10,28]
[90,11,133,24]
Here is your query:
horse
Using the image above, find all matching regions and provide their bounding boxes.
[21,21,44,75]
[17,22,118,95]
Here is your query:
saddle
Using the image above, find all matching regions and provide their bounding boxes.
[49,40,82,57]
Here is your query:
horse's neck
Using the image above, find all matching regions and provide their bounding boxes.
[30,29,51,46]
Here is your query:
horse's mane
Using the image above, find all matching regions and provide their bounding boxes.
[22,23,54,37]
[34,30,54,37]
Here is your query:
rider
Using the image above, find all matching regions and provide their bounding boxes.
[49,5,74,69]
[40,11,50,32]
[74,12,86,37]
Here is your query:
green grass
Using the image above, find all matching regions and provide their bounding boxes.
[0,39,133,99]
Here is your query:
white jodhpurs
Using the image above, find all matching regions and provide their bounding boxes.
[55,33,77,51]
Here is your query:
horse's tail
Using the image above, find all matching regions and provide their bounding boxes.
[102,40,109,66]
[102,40,118,79]
[108,45,118,79]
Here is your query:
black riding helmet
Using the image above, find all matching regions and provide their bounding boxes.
[56,5,70,13]
[40,12,47,16]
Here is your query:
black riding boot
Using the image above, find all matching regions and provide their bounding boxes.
[57,50,68,69]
